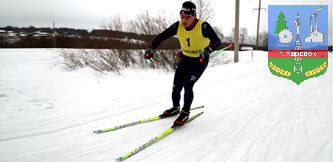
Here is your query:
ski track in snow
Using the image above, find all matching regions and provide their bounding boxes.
[0,49,332,162]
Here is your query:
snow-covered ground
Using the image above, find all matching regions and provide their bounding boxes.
[1,49,332,162]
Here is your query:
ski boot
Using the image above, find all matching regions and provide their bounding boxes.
[172,109,190,127]
[159,106,180,118]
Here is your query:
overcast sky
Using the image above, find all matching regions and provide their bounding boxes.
[1,0,332,44]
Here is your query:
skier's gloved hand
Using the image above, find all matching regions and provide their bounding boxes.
[145,48,154,59]
[200,47,212,62]
[177,51,183,59]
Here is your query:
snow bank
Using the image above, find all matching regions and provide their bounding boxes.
[1,49,331,162]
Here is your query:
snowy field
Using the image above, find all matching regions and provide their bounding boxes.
[1,49,332,162]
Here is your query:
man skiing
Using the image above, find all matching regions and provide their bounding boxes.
[145,1,221,127]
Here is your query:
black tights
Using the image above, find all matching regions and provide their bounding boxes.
[172,55,208,111]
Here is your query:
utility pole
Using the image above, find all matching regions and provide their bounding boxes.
[234,0,240,63]
[253,0,266,50]
[53,21,56,48]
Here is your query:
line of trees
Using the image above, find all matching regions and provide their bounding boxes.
[1,0,270,50]
[3,0,279,74]
[56,0,239,74]
[0,26,180,49]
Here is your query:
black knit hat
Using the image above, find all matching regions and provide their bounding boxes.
[180,1,196,16]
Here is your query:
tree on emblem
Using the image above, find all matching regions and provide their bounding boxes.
[274,11,288,33]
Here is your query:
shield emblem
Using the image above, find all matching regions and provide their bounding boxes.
[268,5,328,85]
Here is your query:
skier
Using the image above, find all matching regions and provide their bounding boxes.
[145,1,221,127]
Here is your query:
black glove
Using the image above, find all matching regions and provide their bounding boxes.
[199,47,212,62]
[145,48,154,59]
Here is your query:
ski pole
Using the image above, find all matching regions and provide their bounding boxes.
[209,43,233,57]
[145,52,158,64]
[150,57,158,64]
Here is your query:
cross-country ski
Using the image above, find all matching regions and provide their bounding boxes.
[116,112,204,161]
[93,106,204,134]
[1,0,331,162]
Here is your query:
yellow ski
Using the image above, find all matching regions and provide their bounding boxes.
[116,112,204,161]
[93,106,204,134]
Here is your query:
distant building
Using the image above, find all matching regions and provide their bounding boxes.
[2,31,20,44]
[32,30,52,39]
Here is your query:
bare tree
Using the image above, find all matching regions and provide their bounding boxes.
[259,31,268,50]
[230,27,248,45]
[101,14,123,31]
[57,0,224,74]
[230,28,236,43]
[100,14,124,39]
[240,27,248,45]
[127,11,171,36]
[213,26,224,41]
[127,10,179,70]
[224,35,234,43]
[196,0,215,22]
[247,35,256,46]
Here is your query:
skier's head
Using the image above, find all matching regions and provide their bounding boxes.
[180,1,197,28]
[180,1,196,16]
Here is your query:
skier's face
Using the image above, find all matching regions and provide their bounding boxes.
[180,13,195,28]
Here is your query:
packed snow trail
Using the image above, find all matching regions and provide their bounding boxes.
[1,49,331,162]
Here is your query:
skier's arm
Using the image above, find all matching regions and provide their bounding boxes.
[202,22,222,51]
[149,22,179,50]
